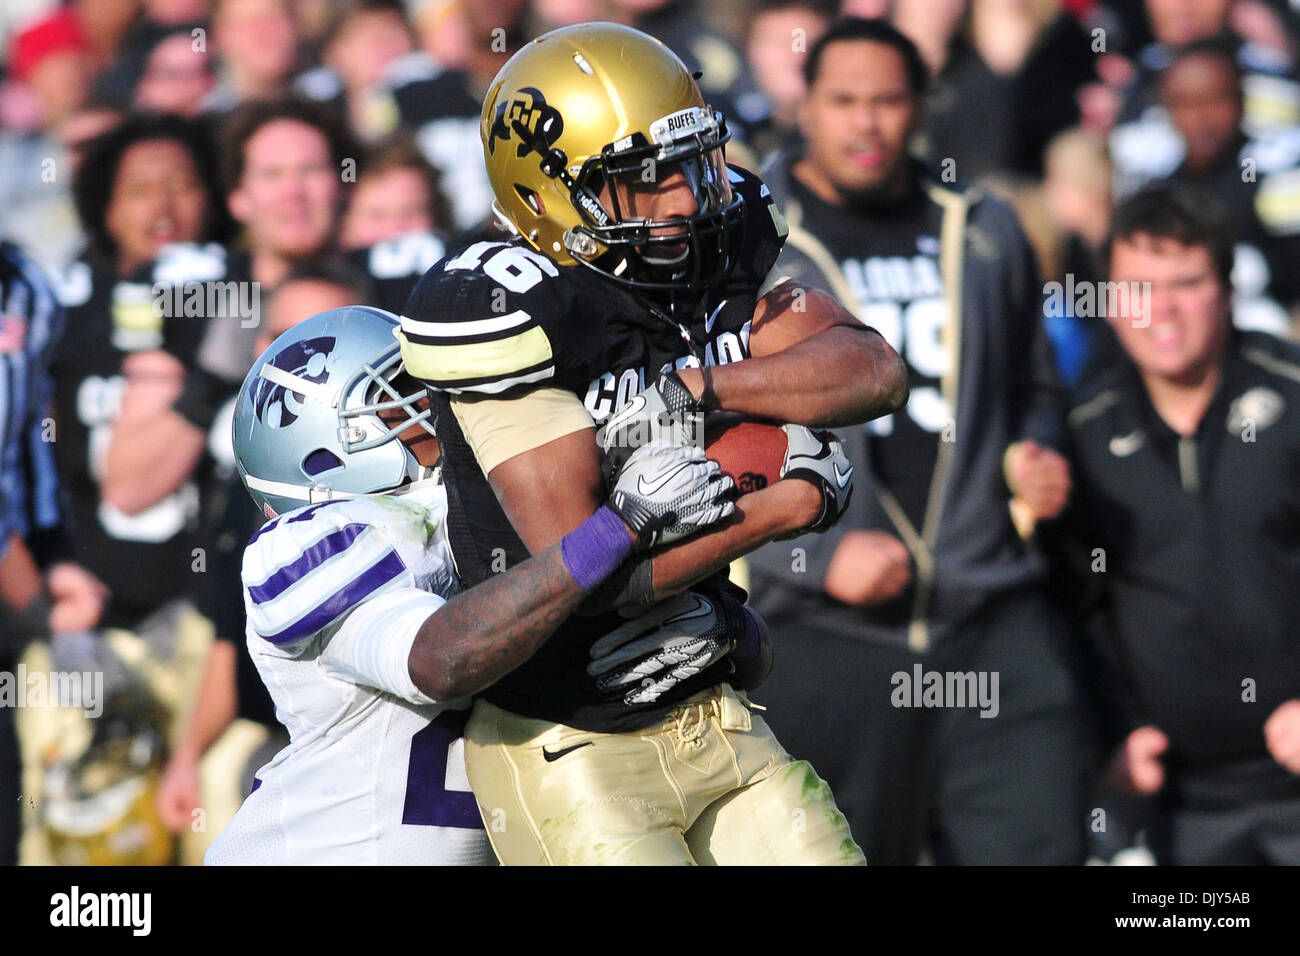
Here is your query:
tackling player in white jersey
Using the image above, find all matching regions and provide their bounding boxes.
[206,306,741,865]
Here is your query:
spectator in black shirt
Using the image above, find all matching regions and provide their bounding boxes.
[53,113,233,631]
[898,0,1097,179]
[1157,38,1300,336]
[1059,183,1300,864]
[747,18,1090,864]
[1108,0,1300,194]
[387,0,534,233]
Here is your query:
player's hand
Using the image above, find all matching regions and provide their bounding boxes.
[1005,440,1071,523]
[1108,725,1168,794]
[45,562,108,633]
[596,371,703,485]
[122,348,186,383]
[589,591,736,704]
[777,424,852,535]
[607,441,735,550]
[157,753,201,833]
[1232,0,1291,55]
[1264,699,1300,774]
[824,530,912,606]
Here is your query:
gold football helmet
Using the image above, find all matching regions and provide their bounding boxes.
[41,688,175,866]
[480,22,744,297]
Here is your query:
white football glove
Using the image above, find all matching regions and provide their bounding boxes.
[779,424,853,534]
[606,441,736,550]
[596,371,704,485]
[588,592,734,705]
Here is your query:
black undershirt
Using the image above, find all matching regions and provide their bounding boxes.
[788,173,949,531]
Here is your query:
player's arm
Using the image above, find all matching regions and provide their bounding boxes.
[407,525,622,699]
[676,280,908,428]
[645,482,820,596]
[485,424,823,603]
[101,349,206,514]
[304,442,734,703]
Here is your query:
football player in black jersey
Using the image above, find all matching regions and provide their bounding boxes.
[399,23,907,865]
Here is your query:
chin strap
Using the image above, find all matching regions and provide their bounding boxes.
[244,467,440,510]
[242,474,358,505]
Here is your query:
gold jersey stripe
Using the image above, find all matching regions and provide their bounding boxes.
[400,324,554,385]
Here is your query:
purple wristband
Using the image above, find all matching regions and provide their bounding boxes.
[561,506,635,590]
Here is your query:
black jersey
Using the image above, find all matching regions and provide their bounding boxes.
[786,175,949,531]
[48,254,211,629]
[391,67,494,233]
[400,165,787,731]
[1064,331,1300,768]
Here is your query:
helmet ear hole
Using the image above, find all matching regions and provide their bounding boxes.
[514,184,545,216]
[302,448,344,477]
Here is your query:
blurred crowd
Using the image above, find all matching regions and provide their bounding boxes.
[0,0,1298,866]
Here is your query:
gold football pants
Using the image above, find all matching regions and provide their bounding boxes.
[464,683,866,865]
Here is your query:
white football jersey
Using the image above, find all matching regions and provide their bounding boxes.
[205,482,494,866]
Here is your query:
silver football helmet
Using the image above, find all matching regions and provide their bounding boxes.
[232,306,437,518]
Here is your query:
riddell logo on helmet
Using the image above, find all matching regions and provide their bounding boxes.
[575,190,610,226]
[487,87,564,159]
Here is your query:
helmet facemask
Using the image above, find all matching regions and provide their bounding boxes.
[563,107,745,304]
[344,352,434,448]
[335,349,438,486]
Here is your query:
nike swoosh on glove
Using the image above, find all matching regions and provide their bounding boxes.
[596,371,704,488]
[606,441,737,550]
[778,424,853,536]
[587,592,731,705]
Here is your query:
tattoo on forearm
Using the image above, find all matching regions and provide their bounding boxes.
[411,546,587,697]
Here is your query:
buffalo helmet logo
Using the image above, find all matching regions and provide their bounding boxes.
[251,335,335,429]
[488,86,565,160]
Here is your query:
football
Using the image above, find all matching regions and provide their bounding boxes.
[703,412,788,496]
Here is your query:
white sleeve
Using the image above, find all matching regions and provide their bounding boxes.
[317,587,448,705]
